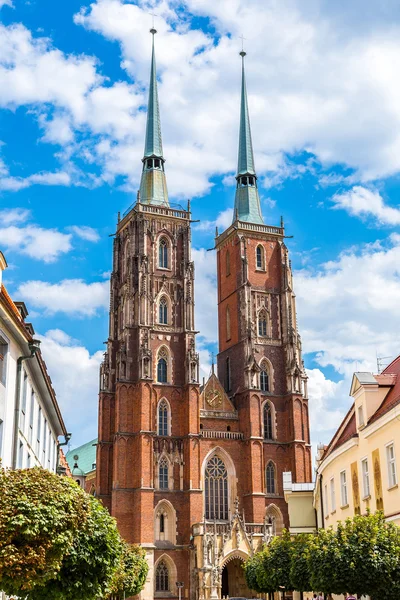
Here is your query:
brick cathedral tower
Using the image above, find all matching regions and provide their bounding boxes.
[97,38,311,600]
[97,29,201,599]
[215,50,312,526]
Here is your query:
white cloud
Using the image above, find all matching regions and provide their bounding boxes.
[68,225,100,242]
[0,224,72,262]
[0,0,13,8]
[17,279,109,317]
[306,368,346,437]
[0,207,30,224]
[38,330,103,445]
[192,247,218,344]
[195,208,233,232]
[332,185,400,226]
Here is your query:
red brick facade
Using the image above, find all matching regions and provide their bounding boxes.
[97,203,311,600]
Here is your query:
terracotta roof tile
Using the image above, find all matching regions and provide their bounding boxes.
[368,354,400,425]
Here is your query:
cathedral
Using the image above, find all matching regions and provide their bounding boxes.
[97,29,311,600]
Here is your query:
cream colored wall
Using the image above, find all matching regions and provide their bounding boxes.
[287,493,316,530]
[316,406,400,529]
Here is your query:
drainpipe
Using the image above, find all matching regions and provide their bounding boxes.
[12,340,41,469]
[56,433,72,475]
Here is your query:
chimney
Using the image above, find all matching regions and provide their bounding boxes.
[0,252,7,289]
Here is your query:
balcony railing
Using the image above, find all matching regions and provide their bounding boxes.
[201,430,244,440]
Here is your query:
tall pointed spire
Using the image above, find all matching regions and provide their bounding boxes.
[139,28,169,206]
[233,50,263,225]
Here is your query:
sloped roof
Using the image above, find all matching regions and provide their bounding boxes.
[66,438,98,476]
[368,355,400,424]
[321,405,357,461]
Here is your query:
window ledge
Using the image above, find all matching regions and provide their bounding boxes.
[340,504,349,510]
[157,267,171,272]
[255,268,266,273]
[388,483,398,491]
[325,515,329,520]
[362,494,371,501]
[331,509,336,515]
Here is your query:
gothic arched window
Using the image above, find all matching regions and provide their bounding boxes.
[159,457,169,489]
[226,306,231,341]
[159,237,168,269]
[159,513,165,533]
[155,560,169,592]
[158,400,169,436]
[266,461,276,494]
[157,348,168,383]
[263,403,273,440]
[256,245,264,270]
[205,456,228,520]
[159,296,168,324]
[226,250,230,276]
[258,311,267,337]
[260,367,269,392]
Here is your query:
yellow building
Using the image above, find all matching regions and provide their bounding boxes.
[314,355,400,530]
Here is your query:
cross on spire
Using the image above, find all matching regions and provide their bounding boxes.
[150,11,157,34]
[239,34,246,53]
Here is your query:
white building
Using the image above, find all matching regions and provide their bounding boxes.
[0,251,69,471]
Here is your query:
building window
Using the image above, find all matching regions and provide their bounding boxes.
[340,470,348,506]
[358,405,364,427]
[0,334,8,385]
[324,483,329,515]
[43,419,47,464]
[157,348,169,383]
[226,250,230,276]
[0,419,3,459]
[225,357,231,392]
[330,478,336,512]
[155,560,169,592]
[27,453,31,469]
[159,513,165,533]
[20,370,28,433]
[362,458,370,498]
[256,245,264,270]
[226,306,231,341]
[159,237,168,269]
[159,296,168,324]
[258,311,267,337]
[266,461,276,494]
[37,406,42,455]
[263,403,273,440]
[18,441,23,469]
[260,366,269,392]
[205,456,228,520]
[159,457,169,489]
[158,400,169,436]
[387,444,397,488]
[28,390,35,445]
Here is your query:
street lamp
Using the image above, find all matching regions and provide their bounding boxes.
[176,581,184,600]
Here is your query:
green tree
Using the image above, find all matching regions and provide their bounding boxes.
[0,467,89,595]
[244,550,271,594]
[27,494,123,600]
[308,511,400,598]
[289,534,312,594]
[108,543,149,599]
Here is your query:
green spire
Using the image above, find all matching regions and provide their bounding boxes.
[139,29,169,206]
[233,50,263,225]
[144,28,163,159]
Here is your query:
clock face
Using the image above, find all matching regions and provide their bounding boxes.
[206,389,223,408]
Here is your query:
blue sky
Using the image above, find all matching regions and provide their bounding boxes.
[1,0,400,450]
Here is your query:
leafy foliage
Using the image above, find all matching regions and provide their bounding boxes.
[289,534,312,592]
[0,467,89,595]
[246,512,400,598]
[108,543,149,598]
[309,511,400,598]
[27,494,123,600]
[0,467,149,600]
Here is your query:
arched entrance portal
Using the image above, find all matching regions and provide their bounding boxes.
[221,557,252,599]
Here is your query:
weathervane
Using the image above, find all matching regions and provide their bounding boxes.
[150,11,157,34]
[239,33,247,57]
